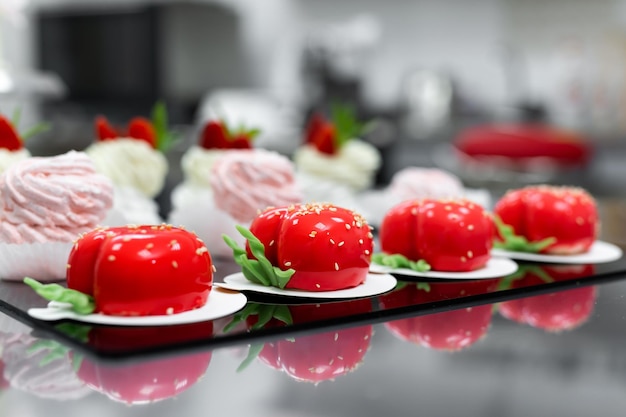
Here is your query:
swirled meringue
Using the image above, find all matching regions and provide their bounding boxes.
[0,151,114,244]
[210,149,302,222]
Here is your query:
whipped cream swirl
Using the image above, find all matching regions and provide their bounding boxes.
[0,151,114,243]
[0,148,30,174]
[293,140,381,191]
[181,146,226,187]
[86,139,168,197]
[210,149,302,222]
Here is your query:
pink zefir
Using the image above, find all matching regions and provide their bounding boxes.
[210,149,303,223]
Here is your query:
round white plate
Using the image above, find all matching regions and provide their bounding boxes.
[369,257,518,280]
[216,272,397,299]
[27,288,247,326]
[491,240,623,264]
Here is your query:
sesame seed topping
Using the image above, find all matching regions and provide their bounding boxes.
[329,207,337,212]
[284,261,292,267]
[467,250,473,258]
[330,238,335,245]
[334,333,339,341]
[316,284,321,288]
[365,250,370,255]
[146,243,154,249]
[576,217,584,225]
[411,208,418,215]
[269,240,275,246]
[334,262,339,270]
[468,225,474,231]
[345,224,351,230]
[166,308,174,315]
[309,231,317,238]
[108,255,116,262]
[338,241,345,247]
[356,221,362,228]
[196,247,209,255]
[359,239,364,244]
[461,256,467,262]
[211,264,217,272]
[367,232,373,239]
[66,264,71,269]
[172,261,178,268]
[445,205,452,211]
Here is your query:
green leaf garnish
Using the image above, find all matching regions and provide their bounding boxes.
[20,122,50,141]
[11,108,21,127]
[330,103,374,148]
[493,215,556,253]
[23,277,95,315]
[372,253,431,272]
[151,100,179,153]
[222,225,295,289]
[237,343,264,373]
[496,264,555,291]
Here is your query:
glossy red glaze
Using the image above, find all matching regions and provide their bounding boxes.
[247,203,374,291]
[0,116,22,151]
[495,186,598,254]
[67,225,213,316]
[380,199,493,272]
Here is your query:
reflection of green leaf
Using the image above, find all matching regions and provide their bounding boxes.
[497,264,555,291]
[223,226,295,289]
[372,253,431,272]
[223,303,293,333]
[21,123,50,141]
[493,215,556,253]
[237,344,264,373]
[23,277,95,314]
[417,282,431,292]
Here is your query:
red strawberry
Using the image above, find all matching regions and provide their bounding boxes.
[494,186,598,254]
[245,299,373,383]
[499,264,596,332]
[0,115,23,151]
[199,120,255,150]
[379,199,493,272]
[95,116,120,141]
[199,120,230,149]
[379,280,498,351]
[66,225,213,316]
[245,203,374,291]
[305,113,337,155]
[127,117,157,148]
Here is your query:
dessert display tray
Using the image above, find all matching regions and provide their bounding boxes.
[1,253,626,364]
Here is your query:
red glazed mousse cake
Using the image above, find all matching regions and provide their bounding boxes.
[379,199,493,272]
[494,185,598,254]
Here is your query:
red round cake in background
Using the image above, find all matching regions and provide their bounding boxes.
[379,199,493,272]
[454,124,592,171]
[494,185,599,254]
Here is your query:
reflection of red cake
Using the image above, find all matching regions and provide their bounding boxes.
[454,124,592,170]
[244,300,373,383]
[499,265,596,332]
[379,280,498,351]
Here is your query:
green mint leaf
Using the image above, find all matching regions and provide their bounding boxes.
[23,277,95,315]
[493,215,556,253]
[21,123,51,141]
[223,226,295,290]
[151,100,179,152]
[372,253,432,272]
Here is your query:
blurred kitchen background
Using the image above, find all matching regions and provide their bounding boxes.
[3,0,626,197]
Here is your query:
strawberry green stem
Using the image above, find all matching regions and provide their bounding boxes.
[493,215,556,253]
[222,225,295,289]
[23,277,95,315]
[372,253,431,272]
[151,100,179,153]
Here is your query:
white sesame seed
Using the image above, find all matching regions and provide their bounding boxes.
[172,261,178,268]
[146,243,154,249]
[359,239,364,245]
[166,308,174,315]
[330,238,335,245]
[211,264,217,272]
[334,262,339,270]
[196,247,208,255]
[468,225,474,231]
[365,250,370,255]
[338,241,345,247]
[269,240,275,246]
[285,261,292,267]
[66,264,71,269]
[334,333,339,341]
[467,250,473,258]
[345,224,351,230]
[461,256,467,262]
[316,284,321,288]
[108,255,116,262]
